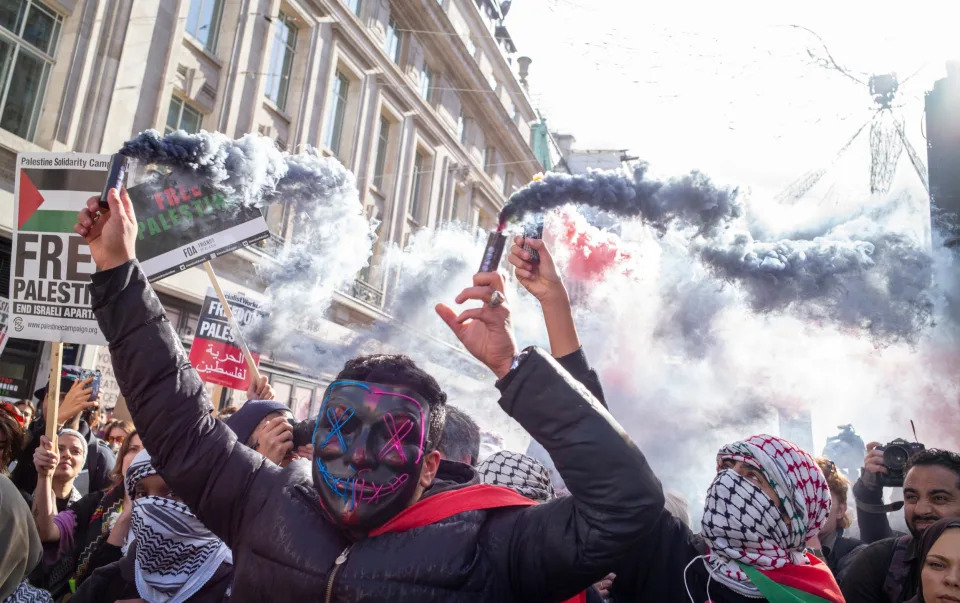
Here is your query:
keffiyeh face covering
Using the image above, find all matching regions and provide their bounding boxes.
[125,449,231,603]
[698,434,830,597]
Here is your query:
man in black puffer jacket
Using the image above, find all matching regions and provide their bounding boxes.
[75,189,664,602]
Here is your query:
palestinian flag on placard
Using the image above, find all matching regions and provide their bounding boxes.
[17,168,103,233]
[739,558,845,603]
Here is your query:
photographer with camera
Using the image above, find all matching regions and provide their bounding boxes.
[839,443,960,602]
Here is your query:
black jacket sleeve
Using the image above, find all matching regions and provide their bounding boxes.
[493,348,664,601]
[555,347,607,408]
[610,509,708,603]
[853,475,894,543]
[71,553,137,603]
[838,538,895,603]
[90,261,293,549]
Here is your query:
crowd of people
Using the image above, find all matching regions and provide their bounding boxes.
[0,188,958,602]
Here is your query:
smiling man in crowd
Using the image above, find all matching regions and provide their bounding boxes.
[841,448,960,602]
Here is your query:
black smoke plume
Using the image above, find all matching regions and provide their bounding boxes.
[500,164,742,235]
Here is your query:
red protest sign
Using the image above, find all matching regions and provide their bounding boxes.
[189,337,260,390]
[188,287,263,391]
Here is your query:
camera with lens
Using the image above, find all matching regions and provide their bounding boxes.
[876,438,926,487]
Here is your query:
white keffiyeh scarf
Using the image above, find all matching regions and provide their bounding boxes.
[125,449,231,603]
[698,434,830,597]
[2,580,52,603]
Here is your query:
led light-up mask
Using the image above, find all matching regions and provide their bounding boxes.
[311,380,430,531]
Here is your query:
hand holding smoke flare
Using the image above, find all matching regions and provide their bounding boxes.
[121,130,375,352]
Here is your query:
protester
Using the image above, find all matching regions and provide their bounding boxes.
[217,407,238,420]
[28,431,143,598]
[31,430,86,513]
[904,517,960,603]
[478,450,555,502]
[815,456,865,579]
[101,419,133,455]
[14,400,35,427]
[437,405,480,466]
[609,434,844,602]
[12,370,115,497]
[75,187,663,601]
[224,401,298,467]
[0,403,25,475]
[0,474,52,602]
[72,449,234,603]
[841,448,960,602]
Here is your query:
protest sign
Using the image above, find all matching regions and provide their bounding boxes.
[126,165,270,281]
[189,287,264,391]
[0,296,9,358]
[11,154,108,344]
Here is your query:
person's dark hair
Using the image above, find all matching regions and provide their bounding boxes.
[0,409,25,474]
[15,399,35,413]
[438,406,480,466]
[906,448,960,487]
[336,354,447,451]
[108,429,139,485]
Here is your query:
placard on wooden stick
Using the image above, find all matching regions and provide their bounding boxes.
[45,342,63,442]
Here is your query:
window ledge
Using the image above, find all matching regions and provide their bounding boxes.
[262,99,292,124]
[369,186,386,202]
[0,128,49,154]
[183,35,224,69]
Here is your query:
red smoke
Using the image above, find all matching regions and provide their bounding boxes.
[557,209,630,281]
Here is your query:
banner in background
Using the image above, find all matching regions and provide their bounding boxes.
[10,154,108,344]
[0,296,10,358]
[126,166,270,281]
[188,287,263,391]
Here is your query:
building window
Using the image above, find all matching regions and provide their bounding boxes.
[372,116,389,189]
[503,171,513,196]
[384,16,401,63]
[165,96,203,134]
[419,65,433,101]
[265,12,298,111]
[185,0,223,52]
[323,71,349,158]
[409,151,426,220]
[458,114,468,145]
[483,146,494,171]
[345,0,362,17]
[0,0,62,141]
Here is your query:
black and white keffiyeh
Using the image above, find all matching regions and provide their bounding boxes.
[3,580,52,602]
[697,434,830,597]
[125,449,231,603]
[124,448,158,498]
[477,451,555,502]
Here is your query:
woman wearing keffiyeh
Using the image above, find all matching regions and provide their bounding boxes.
[71,449,233,603]
[611,434,846,603]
